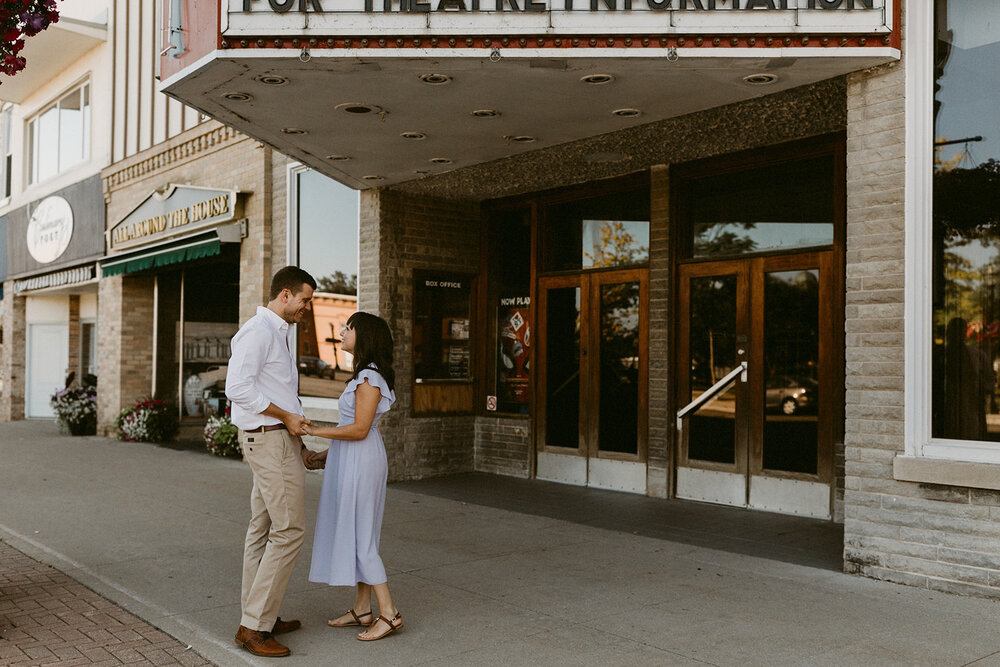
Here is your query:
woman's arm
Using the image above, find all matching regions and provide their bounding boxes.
[303,379,381,441]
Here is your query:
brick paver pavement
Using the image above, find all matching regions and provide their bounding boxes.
[0,539,213,666]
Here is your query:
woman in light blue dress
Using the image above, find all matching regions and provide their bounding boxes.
[304,312,402,641]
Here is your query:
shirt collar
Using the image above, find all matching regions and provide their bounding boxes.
[257,305,290,333]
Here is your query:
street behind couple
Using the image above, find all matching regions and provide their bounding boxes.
[224,266,401,658]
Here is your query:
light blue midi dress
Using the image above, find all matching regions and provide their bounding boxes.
[309,367,396,586]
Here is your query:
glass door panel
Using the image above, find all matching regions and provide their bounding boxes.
[688,274,739,465]
[596,280,642,456]
[762,268,820,475]
[543,283,582,451]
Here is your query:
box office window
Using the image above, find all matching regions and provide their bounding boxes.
[289,166,359,399]
[930,2,1000,444]
[413,272,474,382]
[542,190,649,272]
[27,83,90,185]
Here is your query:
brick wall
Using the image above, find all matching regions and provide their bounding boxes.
[647,165,672,497]
[475,417,531,478]
[96,274,157,431]
[359,189,480,480]
[67,296,80,379]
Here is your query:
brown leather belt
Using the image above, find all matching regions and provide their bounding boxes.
[245,424,287,433]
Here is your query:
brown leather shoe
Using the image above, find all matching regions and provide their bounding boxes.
[272,617,301,634]
[235,625,291,657]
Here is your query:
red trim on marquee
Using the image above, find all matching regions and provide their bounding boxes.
[219,33,895,50]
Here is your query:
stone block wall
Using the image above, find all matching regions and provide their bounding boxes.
[0,286,26,420]
[843,6,1000,596]
[359,188,480,480]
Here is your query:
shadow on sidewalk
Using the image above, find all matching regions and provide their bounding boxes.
[393,472,844,572]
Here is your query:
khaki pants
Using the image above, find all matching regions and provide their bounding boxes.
[240,428,306,632]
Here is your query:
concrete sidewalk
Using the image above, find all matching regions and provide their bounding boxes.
[2,420,1000,666]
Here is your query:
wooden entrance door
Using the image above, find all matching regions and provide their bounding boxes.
[676,252,835,518]
[536,268,649,492]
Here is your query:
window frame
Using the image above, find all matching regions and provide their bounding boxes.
[0,104,12,201]
[26,81,91,186]
[905,1,1000,464]
[285,162,360,409]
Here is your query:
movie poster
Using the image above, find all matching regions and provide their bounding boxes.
[497,296,530,412]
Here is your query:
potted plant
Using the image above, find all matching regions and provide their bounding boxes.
[50,384,97,436]
[204,411,241,458]
[114,398,179,443]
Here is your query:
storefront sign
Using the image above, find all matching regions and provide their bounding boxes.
[229,0,892,35]
[108,185,241,252]
[26,196,74,264]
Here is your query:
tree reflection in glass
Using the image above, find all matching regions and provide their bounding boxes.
[931,2,1000,441]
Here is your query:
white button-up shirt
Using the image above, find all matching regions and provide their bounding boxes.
[225,306,303,431]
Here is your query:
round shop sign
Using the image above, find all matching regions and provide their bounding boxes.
[26,196,74,263]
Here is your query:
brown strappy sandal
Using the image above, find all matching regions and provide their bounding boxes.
[327,609,373,628]
[357,612,402,641]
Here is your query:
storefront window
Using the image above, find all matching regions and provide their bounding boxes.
[291,167,359,399]
[27,83,90,185]
[684,156,834,258]
[931,2,1000,442]
[543,190,649,272]
[488,208,531,414]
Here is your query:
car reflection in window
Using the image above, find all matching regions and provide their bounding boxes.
[298,355,336,379]
[765,375,818,415]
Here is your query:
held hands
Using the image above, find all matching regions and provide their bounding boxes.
[284,413,312,437]
[300,446,326,470]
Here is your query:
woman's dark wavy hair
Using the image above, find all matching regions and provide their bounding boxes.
[346,311,395,392]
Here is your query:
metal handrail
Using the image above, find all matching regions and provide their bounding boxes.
[676,361,747,431]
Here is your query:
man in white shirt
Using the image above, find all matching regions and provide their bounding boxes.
[226,266,316,658]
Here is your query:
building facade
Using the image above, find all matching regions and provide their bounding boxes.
[0,0,111,421]
[7,0,1000,599]
[156,0,1000,598]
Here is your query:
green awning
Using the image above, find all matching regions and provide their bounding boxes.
[101,235,221,277]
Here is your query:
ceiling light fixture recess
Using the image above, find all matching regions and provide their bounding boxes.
[256,74,288,85]
[419,73,452,85]
[281,127,307,135]
[400,132,427,140]
[509,135,536,143]
[612,108,642,118]
[471,109,500,118]
[325,154,351,161]
[429,157,453,164]
[334,102,384,114]
[223,92,252,101]
[363,175,385,181]
[581,73,615,85]
[742,73,778,85]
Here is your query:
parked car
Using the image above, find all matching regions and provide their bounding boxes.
[765,375,817,415]
[298,355,335,378]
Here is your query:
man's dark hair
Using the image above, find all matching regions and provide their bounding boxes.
[269,266,317,301]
